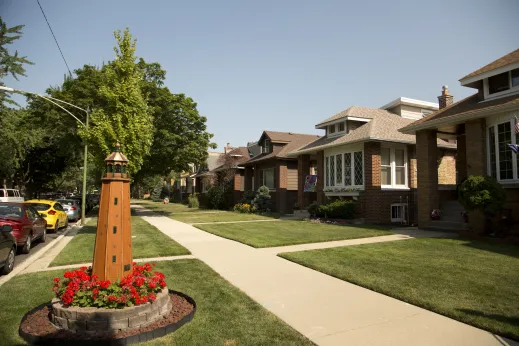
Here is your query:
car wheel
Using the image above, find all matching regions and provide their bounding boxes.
[1,247,15,275]
[41,228,46,243]
[22,235,32,254]
[65,218,69,228]
[55,221,60,232]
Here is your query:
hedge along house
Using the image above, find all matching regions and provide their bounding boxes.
[242,131,321,213]
[194,145,259,207]
[289,98,457,224]
[400,48,519,233]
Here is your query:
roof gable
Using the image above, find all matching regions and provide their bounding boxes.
[460,48,519,82]
[315,106,393,128]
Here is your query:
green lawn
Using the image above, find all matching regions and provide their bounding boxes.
[50,216,190,267]
[172,212,278,224]
[280,237,519,340]
[195,221,392,248]
[0,260,312,346]
[133,199,279,224]
[133,199,205,214]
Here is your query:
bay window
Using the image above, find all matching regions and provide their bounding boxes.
[487,118,519,181]
[325,150,363,189]
[380,146,408,188]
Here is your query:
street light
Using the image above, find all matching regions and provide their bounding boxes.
[0,85,90,225]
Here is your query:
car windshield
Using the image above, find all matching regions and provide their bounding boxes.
[30,203,51,211]
[0,205,23,218]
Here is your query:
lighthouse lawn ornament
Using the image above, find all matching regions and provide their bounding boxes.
[92,143,133,282]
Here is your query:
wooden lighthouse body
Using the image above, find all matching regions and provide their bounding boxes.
[92,144,133,282]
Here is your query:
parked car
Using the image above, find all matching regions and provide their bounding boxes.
[0,203,46,254]
[0,188,24,203]
[0,225,16,274]
[24,200,68,232]
[56,199,81,222]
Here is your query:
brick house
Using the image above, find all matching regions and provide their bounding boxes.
[290,98,456,224]
[195,145,259,207]
[400,48,519,233]
[242,131,321,214]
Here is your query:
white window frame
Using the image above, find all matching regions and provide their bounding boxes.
[381,145,408,189]
[484,69,519,101]
[262,167,276,190]
[390,203,407,223]
[324,149,364,189]
[486,111,519,183]
[329,124,336,134]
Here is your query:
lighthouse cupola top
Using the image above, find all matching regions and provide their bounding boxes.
[104,142,129,178]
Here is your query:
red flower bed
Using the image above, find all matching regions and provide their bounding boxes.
[52,263,167,309]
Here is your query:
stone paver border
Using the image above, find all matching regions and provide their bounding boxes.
[51,287,171,332]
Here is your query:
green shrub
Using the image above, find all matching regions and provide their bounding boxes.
[206,185,227,209]
[241,190,257,204]
[458,175,506,215]
[151,180,163,202]
[188,194,199,208]
[307,202,320,217]
[315,200,357,219]
[252,185,272,212]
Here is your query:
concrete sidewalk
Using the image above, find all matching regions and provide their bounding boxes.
[135,206,516,346]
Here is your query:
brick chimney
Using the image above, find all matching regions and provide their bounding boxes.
[438,85,454,109]
[224,143,233,154]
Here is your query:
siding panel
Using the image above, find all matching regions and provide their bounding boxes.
[287,168,298,190]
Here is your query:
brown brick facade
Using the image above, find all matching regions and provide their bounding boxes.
[465,119,487,176]
[416,130,440,228]
[316,151,325,204]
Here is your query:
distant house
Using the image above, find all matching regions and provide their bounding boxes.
[242,131,321,214]
[400,48,519,233]
[289,97,456,224]
[174,151,223,202]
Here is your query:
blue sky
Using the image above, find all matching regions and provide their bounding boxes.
[2,0,518,150]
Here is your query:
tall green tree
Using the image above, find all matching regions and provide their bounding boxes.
[0,16,33,107]
[134,60,216,183]
[0,17,35,187]
[80,29,153,174]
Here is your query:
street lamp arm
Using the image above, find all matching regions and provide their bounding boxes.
[38,95,85,127]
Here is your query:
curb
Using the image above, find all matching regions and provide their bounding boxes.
[0,219,90,287]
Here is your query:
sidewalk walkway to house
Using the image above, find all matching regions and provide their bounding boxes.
[133,205,516,346]
[258,228,456,255]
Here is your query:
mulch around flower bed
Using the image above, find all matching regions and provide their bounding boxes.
[20,292,194,343]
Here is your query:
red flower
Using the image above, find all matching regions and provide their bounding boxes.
[53,278,60,283]
[79,266,87,271]
[92,288,99,295]
[100,280,111,289]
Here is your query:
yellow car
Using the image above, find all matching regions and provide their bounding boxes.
[25,200,68,232]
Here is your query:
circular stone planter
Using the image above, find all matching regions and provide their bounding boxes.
[19,289,196,346]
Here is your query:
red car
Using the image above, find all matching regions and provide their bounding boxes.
[0,203,47,254]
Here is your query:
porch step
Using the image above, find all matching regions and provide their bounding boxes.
[428,220,470,232]
[440,200,466,223]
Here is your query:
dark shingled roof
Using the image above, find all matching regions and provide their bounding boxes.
[399,93,519,133]
[244,131,321,164]
[460,48,519,81]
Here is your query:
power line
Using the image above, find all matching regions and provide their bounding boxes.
[36,0,73,77]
